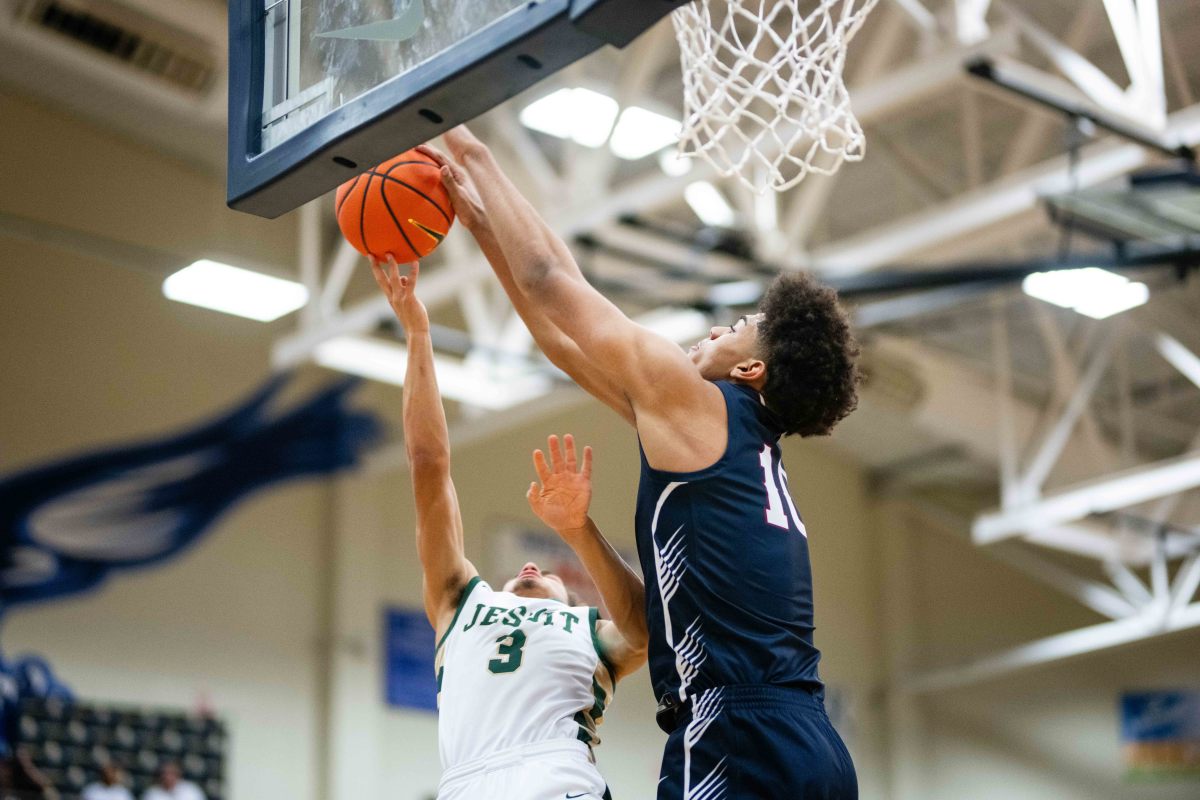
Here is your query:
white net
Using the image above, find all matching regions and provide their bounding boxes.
[672,0,881,193]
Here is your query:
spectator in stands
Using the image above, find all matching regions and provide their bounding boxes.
[83,763,132,800]
[141,763,203,800]
[0,746,57,799]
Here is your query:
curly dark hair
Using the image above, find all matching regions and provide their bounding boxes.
[756,273,861,437]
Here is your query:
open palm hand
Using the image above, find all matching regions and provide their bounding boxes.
[527,434,592,534]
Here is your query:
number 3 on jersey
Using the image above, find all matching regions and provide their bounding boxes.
[759,445,804,534]
[488,629,526,674]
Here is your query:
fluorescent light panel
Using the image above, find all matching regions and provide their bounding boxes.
[313,336,551,411]
[610,106,681,160]
[518,87,618,148]
[1021,267,1148,320]
[684,181,736,228]
[164,260,308,322]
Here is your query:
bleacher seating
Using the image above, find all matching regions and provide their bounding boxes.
[14,698,225,800]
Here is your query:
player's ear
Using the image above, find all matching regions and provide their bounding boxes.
[730,359,766,386]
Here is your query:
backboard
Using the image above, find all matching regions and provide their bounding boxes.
[228,0,689,218]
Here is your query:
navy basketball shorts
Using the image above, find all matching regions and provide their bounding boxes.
[657,685,857,800]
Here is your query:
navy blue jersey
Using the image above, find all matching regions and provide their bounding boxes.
[635,381,822,704]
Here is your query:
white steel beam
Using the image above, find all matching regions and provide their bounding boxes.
[1017,328,1114,501]
[989,543,1137,620]
[273,259,492,369]
[779,3,913,254]
[1104,559,1153,608]
[1169,554,1200,617]
[810,101,1200,272]
[570,28,1019,238]
[274,32,1021,368]
[364,386,593,475]
[490,109,564,203]
[298,199,322,327]
[1150,534,1170,604]
[904,501,1137,620]
[1024,523,1195,567]
[998,2,1100,173]
[1156,334,1200,390]
[318,239,360,317]
[1102,0,1166,125]
[1003,3,1135,120]
[973,449,1200,545]
[277,44,1200,386]
[1027,303,1119,474]
[903,600,1200,694]
[991,298,1019,507]
[889,0,938,35]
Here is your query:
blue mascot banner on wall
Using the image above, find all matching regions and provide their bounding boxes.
[1121,689,1200,780]
[0,374,381,747]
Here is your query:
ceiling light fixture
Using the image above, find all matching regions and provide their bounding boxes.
[684,181,736,228]
[163,260,308,322]
[518,87,619,148]
[610,106,681,160]
[1021,267,1149,320]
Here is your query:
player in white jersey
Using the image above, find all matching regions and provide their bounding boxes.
[370,256,648,800]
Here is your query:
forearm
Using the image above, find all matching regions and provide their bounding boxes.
[471,224,572,355]
[402,329,451,466]
[561,518,648,651]
[471,225,633,420]
[402,328,471,607]
[457,146,581,296]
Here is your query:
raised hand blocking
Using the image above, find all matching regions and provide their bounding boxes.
[526,434,593,536]
[369,255,428,333]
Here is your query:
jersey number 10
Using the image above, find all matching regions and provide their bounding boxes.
[759,445,803,533]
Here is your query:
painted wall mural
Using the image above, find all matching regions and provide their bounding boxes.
[0,374,381,749]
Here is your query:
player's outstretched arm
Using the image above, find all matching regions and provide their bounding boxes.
[526,435,647,680]
[371,257,478,635]
[436,127,714,426]
[416,143,634,426]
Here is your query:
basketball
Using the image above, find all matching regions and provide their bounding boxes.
[335,149,455,261]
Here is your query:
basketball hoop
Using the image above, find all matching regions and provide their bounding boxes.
[672,0,881,193]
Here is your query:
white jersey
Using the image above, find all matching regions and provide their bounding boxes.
[434,577,616,771]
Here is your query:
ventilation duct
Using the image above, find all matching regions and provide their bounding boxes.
[12,0,216,93]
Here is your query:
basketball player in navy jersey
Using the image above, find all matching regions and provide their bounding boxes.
[421,128,861,799]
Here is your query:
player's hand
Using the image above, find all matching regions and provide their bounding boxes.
[370,255,429,333]
[527,434,593,536]
[417,142,487,232]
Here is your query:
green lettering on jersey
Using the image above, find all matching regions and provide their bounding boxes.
[479,606,503,627]
[461,603,485,632]
[488,629,527,674]
[558,611,580,633]
[502,606,527,627]
[528,608,556,626]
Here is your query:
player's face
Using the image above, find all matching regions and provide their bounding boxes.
[688,314,763,381]
[502,562,570,603]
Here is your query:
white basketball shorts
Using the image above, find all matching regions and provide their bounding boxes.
[437,739,610,800]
